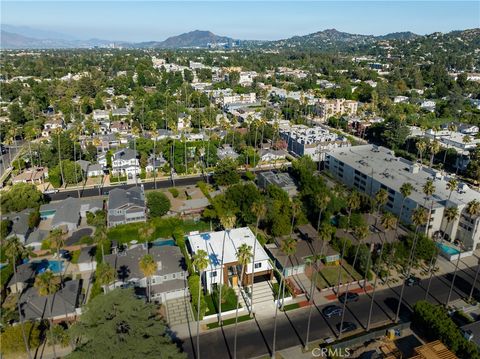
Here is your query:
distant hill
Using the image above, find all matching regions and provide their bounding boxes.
[2,24,76,41]
[138,30,237,48]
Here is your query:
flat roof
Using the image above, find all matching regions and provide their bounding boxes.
[328,145,480,208]
[187,227,270,273]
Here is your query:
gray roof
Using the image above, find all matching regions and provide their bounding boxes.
[26,229,49,246]
[76,160,90,172]
[258,171,297,189]
[7,262,36,288]
[19,280,81,320]
[151,279,186,295]
[51,197,80,227]
[104,245,185,282]
[112,148,138,161]
[461,321,480,348]
[2,208,33,238]
[108,187,145,210]
[112,108,129,116]
[78,245,96,263]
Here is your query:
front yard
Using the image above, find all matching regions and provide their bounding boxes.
[314,263,362,289]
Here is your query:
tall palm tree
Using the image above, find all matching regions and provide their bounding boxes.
[444,207,460,305]
[138,223,155,252]
[467,200,480,301]
[218,214,236,324]
[139,254,157,302]
[336,192,361,294]
[131,126,140,187]
[233,243,252,359]
[290,199,302,236]
[367,213,396,330]
[149,121,158,189]
[54,127,65,186]
[272,237,297,359]
[192,249,208,359]
[375,189,388,226]
[422,179,436,236]
[395,207,428,322]
[94,226,108,262]
[416,140,427,165]
[48,229,65,282]
[250,201,266,317]
[69,130,81,198]
[338,225,369,336]
[96,262,115,293]
[315,193,331,233]
[443,124,457,165]
[429,140,441,167]
[395,182,413,239]
[4,237,32,359]
[34,271,59,359]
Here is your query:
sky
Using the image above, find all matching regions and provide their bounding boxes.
[1,1,479,42]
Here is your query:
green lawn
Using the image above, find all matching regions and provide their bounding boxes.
[107,217,211,244]
[282,303,300,311]
[206,315,252,329]
[315,264,362,289]
[204,291,239,316]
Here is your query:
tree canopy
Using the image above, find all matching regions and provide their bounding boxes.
[67,288,185,359]
[1,183,44,213]
[146,191,171,217]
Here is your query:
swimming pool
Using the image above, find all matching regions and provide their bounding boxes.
[151,239,175,247]
[437,242,460,256]
[32,260,64,274]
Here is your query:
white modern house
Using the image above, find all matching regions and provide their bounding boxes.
[187,227,273,292]
[100,148,140,179]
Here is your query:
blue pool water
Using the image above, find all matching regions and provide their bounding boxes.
[437,243,460,256]
[151,239,175,247]
[31,260,64,274]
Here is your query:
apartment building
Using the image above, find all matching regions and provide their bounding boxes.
[325,145,480,252]
[280,125,350,161]
[317,99,358,120]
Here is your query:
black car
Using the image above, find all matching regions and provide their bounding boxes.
[322,305,343,318]
[337,321,357,333]
[338,292,359,303]
[405,275,421,286]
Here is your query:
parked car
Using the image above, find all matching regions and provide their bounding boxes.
[338,292,359,303]
[337,321,357,333]
[59,249,71,260]
[322,305,343,318]
[405,275,421,286]
[43,189,59,194]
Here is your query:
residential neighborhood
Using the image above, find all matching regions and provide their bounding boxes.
[0,3,480,359]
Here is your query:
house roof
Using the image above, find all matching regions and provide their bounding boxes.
[151,279,186,295]
[26,229,49,246]
[40,197,103,226]
[19,279,81,320]
[104,245,186,282]
[78,245,97,263]
[108,187,145,210]
[7,262,36,288]
[258,171,297,190]
[187,227,270,273]
[113,148,138,161]
[2,208,33,238]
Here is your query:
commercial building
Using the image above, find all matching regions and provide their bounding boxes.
[326,145,480,252]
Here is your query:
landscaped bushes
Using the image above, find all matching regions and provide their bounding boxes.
[0,321,41,354]
[413,301,480,359]
[110,176,127,183]
[188,274,206,320]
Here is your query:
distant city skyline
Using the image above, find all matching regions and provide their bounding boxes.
[1,1,479,42]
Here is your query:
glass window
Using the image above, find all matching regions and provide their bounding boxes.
[211,271,217,277]
[254,263,262,269]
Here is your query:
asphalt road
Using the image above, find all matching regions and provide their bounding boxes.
[0,143,23,177]
[181,264,480,359]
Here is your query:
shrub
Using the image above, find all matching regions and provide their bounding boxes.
[168,188,179,198]
[71,250,81,264]
[188,274,206,320]
[28,210,40,229]
[41,238,51,250]
[244,171,255,181]
[47,324,70,347]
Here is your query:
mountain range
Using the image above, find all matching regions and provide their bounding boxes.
[0,25,473,51]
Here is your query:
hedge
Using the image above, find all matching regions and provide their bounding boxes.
[188,274,206,320]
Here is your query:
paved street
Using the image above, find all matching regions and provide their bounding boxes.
[180,264,480,359]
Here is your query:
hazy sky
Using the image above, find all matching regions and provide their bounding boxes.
[2,1,479,42]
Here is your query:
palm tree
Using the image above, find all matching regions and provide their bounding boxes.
[96,262,115,293]
[375,189,388,226]
[416,140,427,165]
[336,192,361,294]
[367,213,396,330]
[131,126,140,187]
[290,199,302,236]
[233,243,252,359]
[149,121,158,189]
[69,130,81,198]
[394,207,428,322]
[139,254,157,302]
[250,201,266,317]
[192,249,208,359]
[315,193,331,232]
[338,225,369,336]
[48,229,65,281]
[218,214,236,324]
[35,271,59,359]
[444,207,460,306]
[467,200,480,301]
[443,124,457,165]
[395,183,413,238]
[54,127,65,186]
[422,179,436,236]
[4,237,32,359]
[94,226,108,262]
[138,223,155,252]
[429,140,441,167]
[272,237,297,359]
